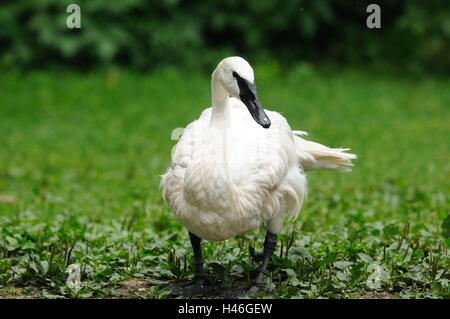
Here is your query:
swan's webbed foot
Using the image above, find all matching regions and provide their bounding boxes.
[243,271,266,296]
[170,273,210,297]
[245,284,264,296]
[178,272,210,296]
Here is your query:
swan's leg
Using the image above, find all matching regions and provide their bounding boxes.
[189,232,209,285]
[247,231,277,295]
[170,232,209,297]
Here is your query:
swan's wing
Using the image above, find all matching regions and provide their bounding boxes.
[160,108,211,204]
[293,131,357,171]
[169,108,211,167]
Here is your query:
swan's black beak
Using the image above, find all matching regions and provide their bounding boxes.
[233,72,271,129]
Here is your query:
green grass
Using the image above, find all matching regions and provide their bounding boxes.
[0,64,449,298]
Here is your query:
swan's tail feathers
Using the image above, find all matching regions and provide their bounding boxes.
[293,131,357,172]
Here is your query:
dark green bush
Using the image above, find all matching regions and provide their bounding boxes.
[0,0,448,74]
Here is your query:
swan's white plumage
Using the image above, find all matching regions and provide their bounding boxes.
[293,131,356,172]
[160,57,356,241]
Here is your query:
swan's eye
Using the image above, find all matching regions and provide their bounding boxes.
[232,71,238,78]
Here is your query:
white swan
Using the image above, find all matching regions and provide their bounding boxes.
[161,56,356,294]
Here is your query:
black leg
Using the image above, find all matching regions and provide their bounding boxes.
[170,232,209,297]
[247,231,277,295]
[189,232,208,283]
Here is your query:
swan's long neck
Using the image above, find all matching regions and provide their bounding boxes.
[209,69,230,128]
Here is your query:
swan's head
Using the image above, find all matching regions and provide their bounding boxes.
[215,56,271,129]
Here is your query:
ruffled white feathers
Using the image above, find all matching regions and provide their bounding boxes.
[160,57,355,241]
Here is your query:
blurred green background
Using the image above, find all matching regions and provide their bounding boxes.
[1,0,449,74]
[0,0,449,298]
